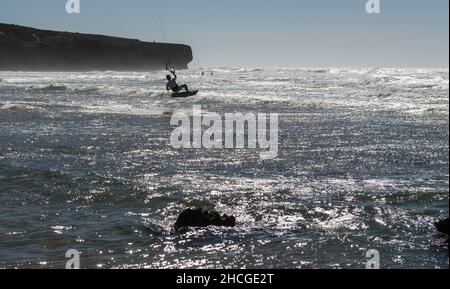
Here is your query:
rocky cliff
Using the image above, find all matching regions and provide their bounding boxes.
[0,24,193,71]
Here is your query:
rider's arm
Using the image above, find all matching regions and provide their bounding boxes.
[171,69,177,80]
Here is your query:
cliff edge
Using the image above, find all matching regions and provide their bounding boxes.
[0,23,193,71]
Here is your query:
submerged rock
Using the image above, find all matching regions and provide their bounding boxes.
[174,208,236,230]
[435,218,449,235]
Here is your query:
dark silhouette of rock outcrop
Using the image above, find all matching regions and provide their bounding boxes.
[435,218,449,235]
[0,23,193,71]
[174,208,236,230]
[435,218,449,245]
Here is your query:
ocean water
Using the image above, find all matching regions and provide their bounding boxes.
[0,68,448,269]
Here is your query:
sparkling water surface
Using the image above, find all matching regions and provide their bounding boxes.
[0,68,448,268]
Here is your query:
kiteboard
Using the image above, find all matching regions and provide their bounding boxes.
[171,90,199,98]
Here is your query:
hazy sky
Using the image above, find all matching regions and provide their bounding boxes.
[0,0,448,68]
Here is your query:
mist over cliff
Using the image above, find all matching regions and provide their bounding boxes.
[0,24,193,71]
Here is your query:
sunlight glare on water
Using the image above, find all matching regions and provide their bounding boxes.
[0,68,448,268]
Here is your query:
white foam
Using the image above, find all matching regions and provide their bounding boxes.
[0,69,448,116]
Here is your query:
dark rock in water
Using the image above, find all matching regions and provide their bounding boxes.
[435,218,449,235]
[0,23,193,71]
[174,208,236,230]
